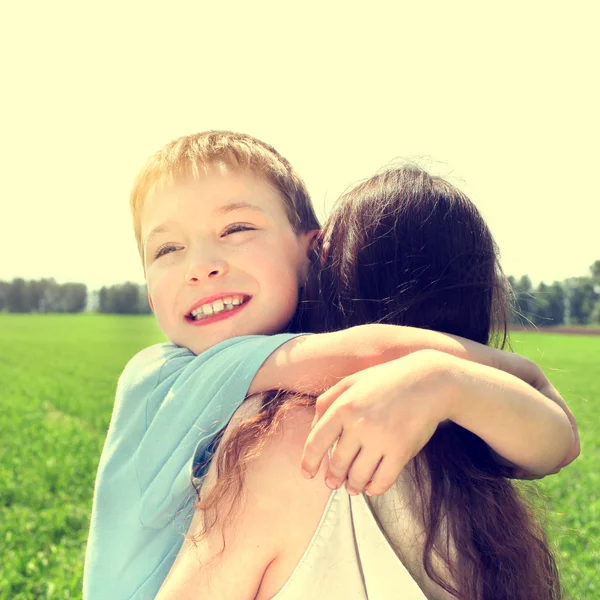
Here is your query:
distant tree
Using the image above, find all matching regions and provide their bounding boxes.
[40,279,61,312]
[1,278,89,313]
[592,260,600,324]
[113,282,140,314]
[546,282,566,325]
[26,279,56,312]
[7,278,29,312]
[98,282,143,314]
[591,298,600,324]
[567,277,598,325]
[530,281,565,326]
[136,284,152,314]
[508,275,535,325]
[531,282,551,326]
[98,286,109,313]
[60,282,87,313]
[590,260,600,281]
[0,280,8,311]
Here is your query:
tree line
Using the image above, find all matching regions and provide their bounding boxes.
[0,279,151,315]
[509,260,600,326]
[1,260,599,324]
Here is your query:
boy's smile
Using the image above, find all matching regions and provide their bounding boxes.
[141,164,315,355]
[185,293,250,323]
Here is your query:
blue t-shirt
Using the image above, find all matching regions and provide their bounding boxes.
[83,333,301,599]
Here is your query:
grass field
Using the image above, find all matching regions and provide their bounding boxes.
[0,314,598,598]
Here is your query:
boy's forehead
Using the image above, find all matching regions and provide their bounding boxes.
[140,167,286,233]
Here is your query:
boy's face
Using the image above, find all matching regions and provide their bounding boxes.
[141,164,316,355]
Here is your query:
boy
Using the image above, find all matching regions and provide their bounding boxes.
[83,131,575,599]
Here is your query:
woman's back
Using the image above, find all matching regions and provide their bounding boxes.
[269,485,432,599]
[191,398,449,599]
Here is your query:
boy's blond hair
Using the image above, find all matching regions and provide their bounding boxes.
[130,131,320,258]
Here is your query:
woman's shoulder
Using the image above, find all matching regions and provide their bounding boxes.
[204,395,325,497]
[198,395,332,558]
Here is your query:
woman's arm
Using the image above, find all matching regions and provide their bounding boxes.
[300,350,574,495]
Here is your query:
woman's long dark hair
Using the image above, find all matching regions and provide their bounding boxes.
[295,165,559,599]
[297,166,508,346]
[195,166,560,599]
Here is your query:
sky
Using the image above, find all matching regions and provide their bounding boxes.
[1,1,598,291]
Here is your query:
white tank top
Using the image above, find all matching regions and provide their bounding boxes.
[271,485,428,599]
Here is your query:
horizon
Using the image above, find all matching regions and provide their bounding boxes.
[1,249,597,292]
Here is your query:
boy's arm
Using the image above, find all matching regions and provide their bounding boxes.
[300,350,574,495]
[250,324,545,397]
[249,325,578,481]
[439,352,574,476]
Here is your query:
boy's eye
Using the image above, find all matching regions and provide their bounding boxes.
[221,223,255,237]
[154,244,179,259]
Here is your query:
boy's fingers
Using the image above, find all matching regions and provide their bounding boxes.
[301,412,343,477]
[325,436,361,490]
[310,410,321,429]
[365,455,406,496]
[345,450,382,495]
[314,379,352,423]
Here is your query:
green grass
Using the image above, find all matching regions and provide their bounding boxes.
[0,315,165,599]
[509,332,600,597]
[0,315,597,598]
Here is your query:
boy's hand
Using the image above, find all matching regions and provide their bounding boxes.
[300,350,450,496]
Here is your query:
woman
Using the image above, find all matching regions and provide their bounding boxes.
[160,165,570,599]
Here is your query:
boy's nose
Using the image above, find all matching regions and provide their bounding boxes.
[185,256,229,283]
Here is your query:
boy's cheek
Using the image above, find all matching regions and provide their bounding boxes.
[145,277,170,317]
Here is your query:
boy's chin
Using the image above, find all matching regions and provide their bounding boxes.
[181,338,211,356]
[177,333,234,356]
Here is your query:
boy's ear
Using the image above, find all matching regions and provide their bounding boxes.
[305,229,320,254]
[147,291,154,312]
[298,229,320,282]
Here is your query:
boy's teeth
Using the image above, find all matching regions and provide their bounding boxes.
[190,295,247,320]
